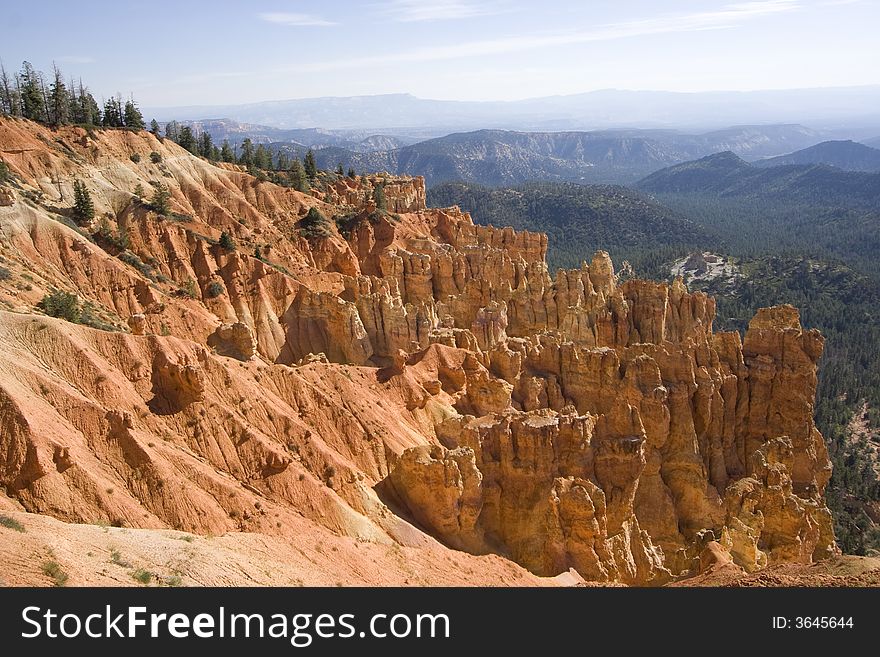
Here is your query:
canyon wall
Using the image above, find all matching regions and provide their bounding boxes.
[0,117,835,584]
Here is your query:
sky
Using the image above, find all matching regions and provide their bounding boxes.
[1,0,878,106]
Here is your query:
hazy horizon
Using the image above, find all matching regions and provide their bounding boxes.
[144,83,880,109]
[2,0,878,107]
[138,85,880,134]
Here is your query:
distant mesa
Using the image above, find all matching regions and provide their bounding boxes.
[754,140,880,172]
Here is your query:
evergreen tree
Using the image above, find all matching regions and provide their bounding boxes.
[276,151,290,171]
[254,144,271,170]
[123,99,145,129]
[73,81,100,125]
[199,131,214,159]
[19,61,46,122]
[299,206,331,238]
[177,125,197,154]
[303,149,317,180]
[373,183,387,211]
[39,72,50,123]
[0,61,20,116]
[210,145,220,161]
[101,98,115,126]
[66,78,79,122]
[336,163,344,176]
[218,231,236,251]
[239,138,254,167]
[14,77,23,116]
[347,167,356,178]
[164,120,180,143]
[48,64,69,126]
[102,95,123,127]
[220,140,234,163]
[289,159,307,192]
[150,183,171,215]
[149,119,160,136]
[71,179,95,225]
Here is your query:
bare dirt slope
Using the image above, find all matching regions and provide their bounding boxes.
[0,505,548,587]
[673,555,880,587]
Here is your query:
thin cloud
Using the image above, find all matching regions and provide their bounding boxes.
[293,0,802,72]
[377,0,508,22]
[258,12,336,27]
[56,55,95,64]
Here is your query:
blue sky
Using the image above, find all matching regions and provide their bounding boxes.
[1,0,877,106]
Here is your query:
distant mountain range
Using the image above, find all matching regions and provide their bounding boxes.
[256,124,831,187]
[755,140,880,172]
[147,86,880,133]
[180,119,419,153]
[637,151,880,207]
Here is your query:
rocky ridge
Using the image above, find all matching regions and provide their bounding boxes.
[0,117,836,585]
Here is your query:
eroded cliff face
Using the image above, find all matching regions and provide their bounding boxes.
[0,117,835,585]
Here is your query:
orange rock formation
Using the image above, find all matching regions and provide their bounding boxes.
[0,117,836,585]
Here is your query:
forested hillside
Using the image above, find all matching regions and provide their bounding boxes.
[638,151,880,207]
[754,140,880,172]
[428,182,707,272]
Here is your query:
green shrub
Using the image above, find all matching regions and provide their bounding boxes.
[37,290,118,332]
[118,251,158,281]
[131,568,154,585]
[218,231,236,251]
[0,266,11,281]
[179,278,198,299]
[0,514,25,532]
[299,207,332,239]
[94,219,130,251]
[0,159,9,183]
[42,561,69,587]
[149,151,162,164]
[129,153,141,163]
[38,290,82,323]
[110,549,130,567]
[205,281,225,298]
[334,213,361,239]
